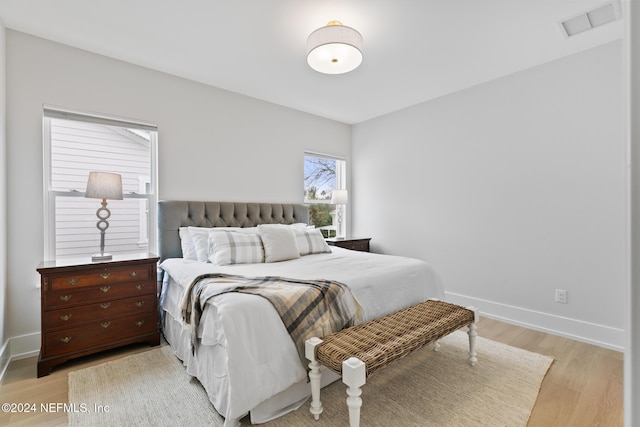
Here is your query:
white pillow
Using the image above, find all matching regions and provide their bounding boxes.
[293,228,332,256]
[207,230,265,266]
[290,222,316,230]
[258,224,300,263]
[179,227,197,261]
[217,227,260,234]
[189,226,260,262]
[188,227,214,262]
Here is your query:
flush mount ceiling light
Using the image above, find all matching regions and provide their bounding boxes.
[307,21,363,75]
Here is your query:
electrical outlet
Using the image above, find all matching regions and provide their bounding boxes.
[555,289,568,304]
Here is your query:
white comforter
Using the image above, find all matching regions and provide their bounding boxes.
[160,247,444,422]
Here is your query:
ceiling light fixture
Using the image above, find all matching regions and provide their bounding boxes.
[307,21,363,75]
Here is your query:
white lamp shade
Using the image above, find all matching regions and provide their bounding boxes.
[307,22,363,74]
[331,189,349,205]
[85,172,123,200]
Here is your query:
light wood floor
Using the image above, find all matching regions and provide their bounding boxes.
[0,317,623,426]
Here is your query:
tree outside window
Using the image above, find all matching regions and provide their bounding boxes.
[304,154,345,236]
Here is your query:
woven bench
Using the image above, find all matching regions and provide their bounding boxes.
[305,299,479,427]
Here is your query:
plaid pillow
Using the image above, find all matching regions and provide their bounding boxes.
[207,230,265,265]
[293,228,331,256]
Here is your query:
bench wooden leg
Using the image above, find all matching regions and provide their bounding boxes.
[342,357,367,427]
[467,306,479,366]
[468,322,478,366]
[305,337,324,420]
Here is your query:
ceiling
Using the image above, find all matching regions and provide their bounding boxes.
[0,0,624,124]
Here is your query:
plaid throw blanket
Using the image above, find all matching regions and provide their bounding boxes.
[181,273,362,364]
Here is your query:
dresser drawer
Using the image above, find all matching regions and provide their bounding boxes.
[45,280,155,310]
[44,294,156,330]
[345,241,369,251]
[50,265,152,291]
[42,312,157,358]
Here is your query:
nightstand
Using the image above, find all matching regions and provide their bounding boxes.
[37,253,160,377]
[326,237,371,252]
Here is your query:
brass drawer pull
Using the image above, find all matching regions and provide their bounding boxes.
[135,301,145,308]
[100,286,111,293]
[99,273,111,280]
[59,314,72,321]
[99,302,111,309]
[129,271,139,278]
[59,336,72,343]
[100,322,111,328]
[60,295,72,302]
[136,320,145,327]
[66,278,79,285]
[135,284,145,291]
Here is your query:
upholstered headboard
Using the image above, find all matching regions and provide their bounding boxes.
[157,200,309,262]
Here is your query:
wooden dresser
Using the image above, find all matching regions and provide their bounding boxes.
[37,253,160,377]
[325,237,371,252]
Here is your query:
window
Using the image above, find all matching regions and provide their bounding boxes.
[43,106,158,260]
[304,153,346,237]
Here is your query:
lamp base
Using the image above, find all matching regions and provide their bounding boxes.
[91,253,113,262]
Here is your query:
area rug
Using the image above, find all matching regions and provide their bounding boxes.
[68,331,553,426]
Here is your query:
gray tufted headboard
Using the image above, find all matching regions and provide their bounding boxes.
[157,200,309,262]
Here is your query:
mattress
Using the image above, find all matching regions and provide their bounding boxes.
[159,246,444,424]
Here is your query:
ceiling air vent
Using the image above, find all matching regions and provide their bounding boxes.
[560,1,621,37]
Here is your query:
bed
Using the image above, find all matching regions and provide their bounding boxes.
[157,200,444,426]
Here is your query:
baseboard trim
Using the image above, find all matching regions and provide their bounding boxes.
[445,291,624,352]
[9,332,41,360]
[0,332,41,383]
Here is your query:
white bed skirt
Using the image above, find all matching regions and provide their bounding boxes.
[161,308,340,424]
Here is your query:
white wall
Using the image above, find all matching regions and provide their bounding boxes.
[626,0,640,423]
[353,41,626,349]
[5,30,350,353]
[0,21,8,373]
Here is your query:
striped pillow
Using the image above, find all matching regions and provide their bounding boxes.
[293,228,331,256]
[207,230,265,265]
